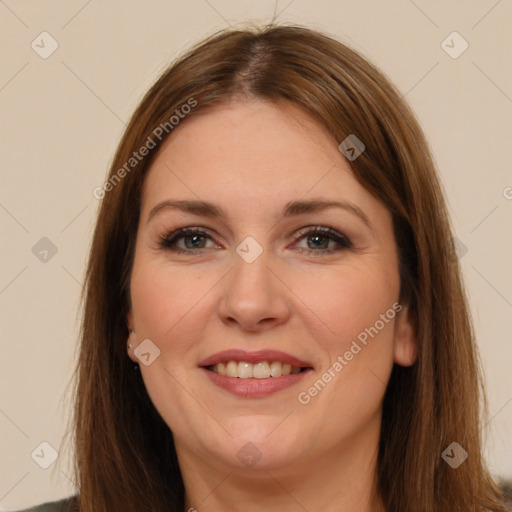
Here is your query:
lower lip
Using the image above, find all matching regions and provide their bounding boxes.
[200,367,312,398]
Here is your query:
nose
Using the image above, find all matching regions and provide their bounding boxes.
[218,246,291,333]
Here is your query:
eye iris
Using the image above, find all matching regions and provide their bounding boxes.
[184,234,206,249]
[307,234,329,250]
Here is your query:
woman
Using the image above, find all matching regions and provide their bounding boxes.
[17,23,509,512]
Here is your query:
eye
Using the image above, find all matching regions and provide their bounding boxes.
[292,226,352,255]
[158,227,218,254]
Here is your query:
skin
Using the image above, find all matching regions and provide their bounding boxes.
[127,98,417,512]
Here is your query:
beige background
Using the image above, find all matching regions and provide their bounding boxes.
[1,0,511,509]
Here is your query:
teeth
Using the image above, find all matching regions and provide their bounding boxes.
[210,360,304,378]
[253,361,270,379]
[238,361,252,379]
[269,361,282,377]
[226,361,238,377]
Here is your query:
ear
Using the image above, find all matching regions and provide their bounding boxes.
[126,310,139,362]
[393,303,417,367]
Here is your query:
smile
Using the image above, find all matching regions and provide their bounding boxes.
[208,360,305,378]
[198,349,314,398]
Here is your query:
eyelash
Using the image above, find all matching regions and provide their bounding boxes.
[158,226,353,256]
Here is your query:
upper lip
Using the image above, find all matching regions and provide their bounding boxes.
[198,349,314,369]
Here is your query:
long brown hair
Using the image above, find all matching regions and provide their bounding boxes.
[67,23,507,511]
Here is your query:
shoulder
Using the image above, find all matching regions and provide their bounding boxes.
[11,495,78,512]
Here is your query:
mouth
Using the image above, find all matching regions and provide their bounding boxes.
[198,349,314,398]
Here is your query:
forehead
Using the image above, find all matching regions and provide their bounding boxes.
[140,99,383,223]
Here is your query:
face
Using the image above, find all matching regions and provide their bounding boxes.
[128,99,416,473]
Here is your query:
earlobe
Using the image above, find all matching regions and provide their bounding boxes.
[126,310,138,362]
[127,329,138,363]
[393,304,418,367]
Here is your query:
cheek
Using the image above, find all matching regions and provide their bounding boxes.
[291,260,399,410]
[130,257,223,376]
[289,260,400,353]
[129,260,216,436]
[292,261,400,432]
[131,258,206,336]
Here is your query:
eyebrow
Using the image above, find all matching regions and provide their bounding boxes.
[147,198,373,231]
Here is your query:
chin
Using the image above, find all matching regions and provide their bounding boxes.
[209,418,309,471]
[218,438,304,472]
